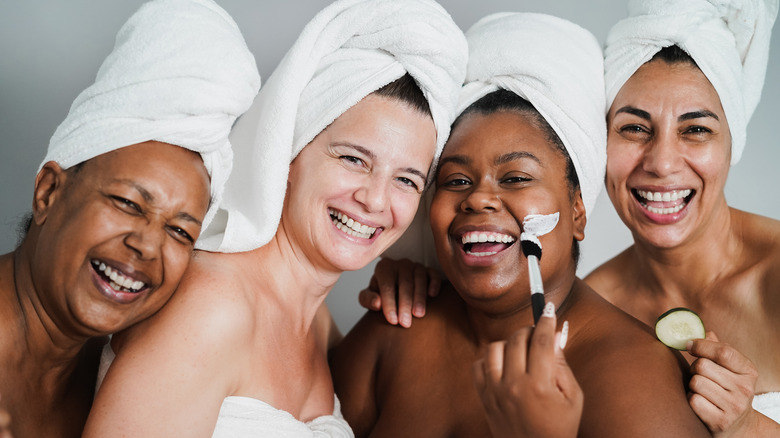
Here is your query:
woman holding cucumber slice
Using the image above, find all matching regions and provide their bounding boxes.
[585,0,780,435]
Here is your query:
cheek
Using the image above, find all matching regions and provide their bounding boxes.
[390,193,423,231]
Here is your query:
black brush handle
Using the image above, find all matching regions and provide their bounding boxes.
[532,292,545,324]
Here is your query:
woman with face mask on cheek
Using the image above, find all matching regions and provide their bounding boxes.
[83,1,467,436]
[585,0,780,435]
[0,0,260,436]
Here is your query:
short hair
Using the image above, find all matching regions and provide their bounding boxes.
[652,45,698,68]
[451,89,582,263]
[374,73,432,118]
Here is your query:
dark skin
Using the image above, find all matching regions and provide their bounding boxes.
[0,142,210,437]
[330,110,710,437]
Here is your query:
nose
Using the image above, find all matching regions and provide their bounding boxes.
[123,221,164,260]
[354,175,390,213]
[460,182,502,213]
[642,131,684,177]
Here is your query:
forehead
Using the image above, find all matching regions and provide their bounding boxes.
[444,111,561,162]
[612,61,724,115]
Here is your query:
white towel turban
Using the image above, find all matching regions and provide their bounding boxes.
[199,0,467,253]
[458,12,607,218]
[382,12,607,267]
[605,0,779,165]
[43,0,261,235]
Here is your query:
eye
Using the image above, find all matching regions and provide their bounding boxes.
[683,125,712,135]
[617,124,651,141]
[340,155,366,167]
[166,225,195,245]
[395,176,421,192]
[439,176,472,189]
[111,196,143,215]
[501,175,531,184]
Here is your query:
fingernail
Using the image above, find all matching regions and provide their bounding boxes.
[685,340,693,351]
[389,311,398,325]
[414,303,425,317]
[400,313,411,327]
[559,321,569,350]
[543,301,555,318]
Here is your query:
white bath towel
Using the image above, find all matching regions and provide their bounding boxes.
[384,12,607,266]
[44,0,261,233]
[458,13,607,218]
[753,391,780,424]
[604,0,779,165]
[199,0,467,253]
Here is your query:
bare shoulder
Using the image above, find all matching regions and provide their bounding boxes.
[583,246,636,304]
[565,285,709,437]
[731,210,780,302]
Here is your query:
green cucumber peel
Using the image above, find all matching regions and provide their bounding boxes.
[654,307,705,350]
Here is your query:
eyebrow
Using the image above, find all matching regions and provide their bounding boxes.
[615,106,719,123]
[496,151,541,166]
[678,110,719,122]
[337,142,428,183]
[112,178,203,226]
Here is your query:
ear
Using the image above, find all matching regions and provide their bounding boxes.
[571,189,586,242]
[32,161,67,226]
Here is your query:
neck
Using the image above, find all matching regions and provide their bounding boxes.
[463,272,577,345]
[1,247,93,399]
[630,203,739,301]
[249,224,344,331]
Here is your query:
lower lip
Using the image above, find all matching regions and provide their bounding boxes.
[456,241,513,267]
[90,265,145,304]
[634,196,691,225]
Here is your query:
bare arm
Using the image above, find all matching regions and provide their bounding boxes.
[329,312,388,437]
[83,274,248,437]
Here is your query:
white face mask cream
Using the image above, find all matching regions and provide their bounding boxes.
[519,212,559,250]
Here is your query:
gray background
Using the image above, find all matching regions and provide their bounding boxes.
[1,0,778,334]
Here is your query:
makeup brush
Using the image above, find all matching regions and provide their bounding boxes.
[520,212,559,325]
[521,237,545,324]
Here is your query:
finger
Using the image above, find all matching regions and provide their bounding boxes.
[411,264,429,318]
[395,260,416,327]
[688,372,730,413]
[485,340,507,386]
[527,302,557,380]
[688,391,725,431]
[427,267,442,297]
[502,327,533,382]
[688,332,755,376]
[554,348,583,404]
[373,260,400,325]
[357,288,382,311]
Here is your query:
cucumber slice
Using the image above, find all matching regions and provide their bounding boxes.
[655,307,705,350]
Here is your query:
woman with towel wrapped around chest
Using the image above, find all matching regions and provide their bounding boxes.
[84,0,467,436]
[0,0,260,436]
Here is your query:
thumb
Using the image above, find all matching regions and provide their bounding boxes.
[705,330,719,342]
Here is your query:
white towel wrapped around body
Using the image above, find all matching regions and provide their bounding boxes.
[384,12,607,266]
[604,0,779,165]
[44,0,261,233]
[199,0,467,253]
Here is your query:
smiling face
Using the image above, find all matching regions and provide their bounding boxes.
[283,93,437,273]
[606,59,731,249]
[30,141,210,336]
[431,109,585,311]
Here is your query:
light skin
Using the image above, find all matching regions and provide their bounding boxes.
[82,93,437,437]
[586,58,780,436]
[0,141,210,438]
[330,109,710,437]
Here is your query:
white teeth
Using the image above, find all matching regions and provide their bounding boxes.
[637,189,692,202]
[329,209,377,239]
[645,203,686,215]
[91,260,146,293]
[466,250,499,257]
[461,232,516,245]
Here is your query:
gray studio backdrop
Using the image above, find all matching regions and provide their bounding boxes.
[1,0,778,334]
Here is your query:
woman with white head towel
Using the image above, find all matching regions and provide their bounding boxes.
[84,0,467,436]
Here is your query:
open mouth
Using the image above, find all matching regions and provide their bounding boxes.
[91,259,147,294]
[633,189,694,215]
[461,231,516,256]
[329,208,378,240]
